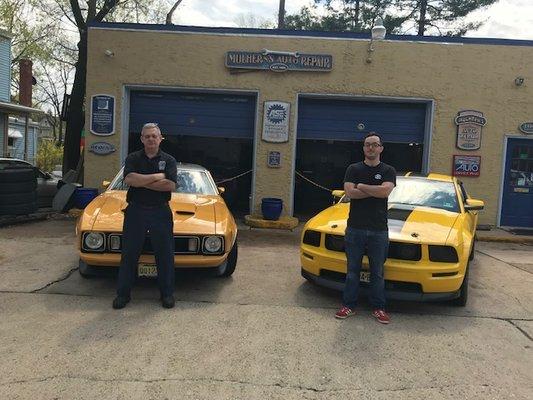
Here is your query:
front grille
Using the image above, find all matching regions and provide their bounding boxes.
[84,233,201,254]
[388,242,421,261]
[324,235,421,261]
[303,230,321,247]
[325,234,345,252]
[319,270,422,293]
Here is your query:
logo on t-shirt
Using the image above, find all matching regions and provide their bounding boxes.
[158,160,166,171]
[374,173,382,180]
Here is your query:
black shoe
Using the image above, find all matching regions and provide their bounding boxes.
[161,295,175,309]
[112,296,130,309]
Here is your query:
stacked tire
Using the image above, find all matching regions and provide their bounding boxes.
[0,167,38,215]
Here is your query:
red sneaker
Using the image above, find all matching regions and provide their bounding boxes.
[372,309,391,324]
[335,306,355,319]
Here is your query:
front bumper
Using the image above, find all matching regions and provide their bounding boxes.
[80,252,228,268]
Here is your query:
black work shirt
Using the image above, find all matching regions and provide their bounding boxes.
[344,161,396,231]
[123,149,178,206]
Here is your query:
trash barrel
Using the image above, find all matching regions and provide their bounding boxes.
[261,198,283,221]
[74,188,99,209]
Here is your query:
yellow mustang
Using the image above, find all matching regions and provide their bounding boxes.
[300,173,484,306]
[77,164,238,278]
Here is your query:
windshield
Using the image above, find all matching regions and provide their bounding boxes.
[109,168,218,195]
[388,177,459,212]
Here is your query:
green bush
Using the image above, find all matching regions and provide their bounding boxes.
[36,141,63,172]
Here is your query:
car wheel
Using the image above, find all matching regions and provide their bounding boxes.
[452,262,469,307]
[217,241,238,278]
[79,259,97,278]
[469,238,476,261]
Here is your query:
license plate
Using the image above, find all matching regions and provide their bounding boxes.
[138,264,157,278]
[360,271,370,283]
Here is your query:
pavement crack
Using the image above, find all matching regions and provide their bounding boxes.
[30,267,78,293]
[477,250,533,274]
[507,319,533,342]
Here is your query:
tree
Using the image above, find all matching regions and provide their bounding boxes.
[234,13,275,29]
[285,0,497,36]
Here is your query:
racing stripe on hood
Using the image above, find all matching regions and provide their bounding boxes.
[387,207,414,235]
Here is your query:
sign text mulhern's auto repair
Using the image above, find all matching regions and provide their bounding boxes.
[225,51,333,72]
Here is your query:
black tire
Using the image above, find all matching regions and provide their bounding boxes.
[79,259,96,278]
[1,180,37,193]
[0,168,36,183]
[217,241,238,278]
[0,201,37,216]
[452,262,469,307]
[469,238,476,261]
[0,191,37,206]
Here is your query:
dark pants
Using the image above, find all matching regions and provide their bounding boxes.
[117,203,175,298]
[342,227,388,309]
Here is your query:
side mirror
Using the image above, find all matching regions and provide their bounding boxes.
[102,180,111,189]
[464,198,484,211]
[218,187,225,194]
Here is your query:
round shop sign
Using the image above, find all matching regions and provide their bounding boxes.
[519,122,533,134]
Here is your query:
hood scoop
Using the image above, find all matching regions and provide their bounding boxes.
[173,202,197,216]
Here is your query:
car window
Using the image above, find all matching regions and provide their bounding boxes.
[109,168,218,195]
[388,177,459,212]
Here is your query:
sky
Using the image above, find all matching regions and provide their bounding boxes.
[171,0,533,40]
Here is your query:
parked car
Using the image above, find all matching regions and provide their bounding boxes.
[76,163,238,278]
[300,173,484,306]
[0,157,59,208]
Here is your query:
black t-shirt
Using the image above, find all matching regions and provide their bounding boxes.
[123,149,178,206]
[344,161,396,231]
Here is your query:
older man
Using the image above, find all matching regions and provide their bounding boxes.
[113,123,177,309]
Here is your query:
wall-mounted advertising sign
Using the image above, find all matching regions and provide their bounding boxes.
[455,110,486,150]
[453,155,481,177]
[90,94,115,136]
[262,101,290,143]
[519,122,533,134]
[226,51,332,72]
[89,141,116,155]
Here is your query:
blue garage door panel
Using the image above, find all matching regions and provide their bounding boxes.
[130,91,256,139]
[298,98,426,142]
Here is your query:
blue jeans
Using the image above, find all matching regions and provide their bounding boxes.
[342,227,388,309]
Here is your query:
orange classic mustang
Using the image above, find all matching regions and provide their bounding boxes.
[76,164,238,278]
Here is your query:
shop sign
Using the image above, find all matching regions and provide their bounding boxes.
[519,122,533,134]
[455,110,486,150]
[262,101,290,143]
[453,155,481,177]
[268,151,281,168]
[89,141,116,155]
[90,94,115,136]
[226,51,332,72]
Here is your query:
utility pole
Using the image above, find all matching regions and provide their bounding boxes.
[278,0,285,29]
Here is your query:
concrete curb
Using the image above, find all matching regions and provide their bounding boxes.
[476,234,533,244]
[244,215,299,230]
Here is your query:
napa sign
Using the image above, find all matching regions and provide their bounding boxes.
[226,50,332,72]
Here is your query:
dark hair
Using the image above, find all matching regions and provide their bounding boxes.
[364,131,382,144]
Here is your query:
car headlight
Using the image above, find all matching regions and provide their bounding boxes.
[428,245,459,263]
[203,236,223,253]
[83,232,105,251]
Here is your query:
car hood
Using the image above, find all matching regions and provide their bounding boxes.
[88,191,219,234]
[307,203,459,244]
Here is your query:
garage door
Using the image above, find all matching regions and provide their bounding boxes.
[130,91,256,138]
[298,98,427,143]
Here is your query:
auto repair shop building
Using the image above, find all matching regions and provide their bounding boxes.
[84,22,533,228]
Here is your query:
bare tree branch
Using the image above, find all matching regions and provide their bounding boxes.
[166,0,183,25]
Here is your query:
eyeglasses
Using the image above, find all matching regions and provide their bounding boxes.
[364,142,382,148]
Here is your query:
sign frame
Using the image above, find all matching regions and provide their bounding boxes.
[89,141,117,156]
[455,110,486,151]
[452,154,481,177]
[225,51,332,72]
[90,94,116,136]
[262,101,290,143]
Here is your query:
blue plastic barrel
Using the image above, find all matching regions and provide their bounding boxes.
[261,198,283,221]
[74,188,99,209]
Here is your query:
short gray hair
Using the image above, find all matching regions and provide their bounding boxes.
[141,122,161,135]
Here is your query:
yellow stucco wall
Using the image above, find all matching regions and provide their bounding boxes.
[85,27,533,225]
